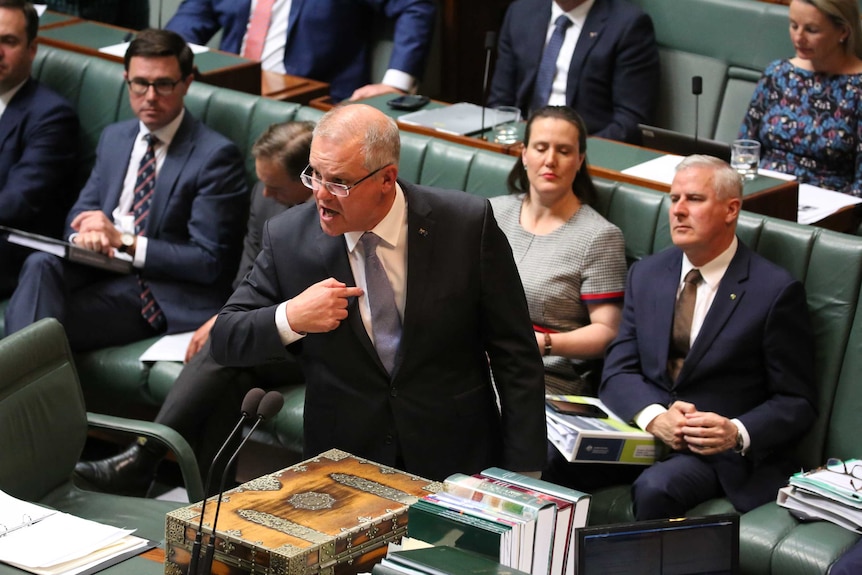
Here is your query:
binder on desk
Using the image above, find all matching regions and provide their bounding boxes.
[0,225,133,274]
[399,102,490,136]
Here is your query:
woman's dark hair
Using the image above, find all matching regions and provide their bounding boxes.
[506,105,596,205]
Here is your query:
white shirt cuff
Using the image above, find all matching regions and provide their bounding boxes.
[275,300,306,346]
[634,403,668,431]
[133,236,147,267]
[381,69,415,93]
[732,418,750,453]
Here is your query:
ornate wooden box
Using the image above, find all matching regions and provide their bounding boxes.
[165,449,441,575]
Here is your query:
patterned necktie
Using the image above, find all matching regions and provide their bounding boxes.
[243,0,277,61]
[667,269,702,381]
[134,133,165,332]
[531,14,572,111]
[360,232,402,375]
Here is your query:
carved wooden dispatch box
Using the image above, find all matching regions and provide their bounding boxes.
[165,449,441,575]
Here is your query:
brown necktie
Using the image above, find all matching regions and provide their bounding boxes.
[668,268,702,381]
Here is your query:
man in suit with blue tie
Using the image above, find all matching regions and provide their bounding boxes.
[165,0,436,103]
[0,0,78,298]
[599,155,817,519]
[488,0,659,143]
[210,104,547,481]
[5,29,248,351]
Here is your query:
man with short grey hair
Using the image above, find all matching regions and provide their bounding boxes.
[600,155,817,519]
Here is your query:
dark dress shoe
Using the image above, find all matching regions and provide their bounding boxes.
[74,443,160,497]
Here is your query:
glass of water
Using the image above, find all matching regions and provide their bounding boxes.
[731,139,761,180]
[493,106,521,144]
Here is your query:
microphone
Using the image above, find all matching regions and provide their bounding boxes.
[480,31,497,141]
[200,391,285,575]
[691,76,703,146]
[188,388,265,575]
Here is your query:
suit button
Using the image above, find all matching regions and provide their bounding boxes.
[385,435,394,445]
[390,387,398,397]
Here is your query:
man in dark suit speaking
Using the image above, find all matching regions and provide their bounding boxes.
[599,155,817,519]
[210,104,547,481]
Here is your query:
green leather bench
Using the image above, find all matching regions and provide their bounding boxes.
[629,0,791,143]
[16,45,862,575]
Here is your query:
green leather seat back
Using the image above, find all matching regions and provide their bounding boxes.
[418,139,477,191]
[0,318,87,501]
[465,150,517,199]
[714,67,762,143]
[655,49,726,137]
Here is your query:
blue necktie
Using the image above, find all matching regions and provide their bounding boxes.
[134,134,166,332]
[360,232,402,375]
[532,14,572,111]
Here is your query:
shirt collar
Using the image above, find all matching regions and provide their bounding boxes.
[138,108,185,148]
[551,0,595,30]
[0,77,28,110]
[681,235,739,288]
[344,181,406,253]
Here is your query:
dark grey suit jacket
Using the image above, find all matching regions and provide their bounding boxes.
[211,182,547,480]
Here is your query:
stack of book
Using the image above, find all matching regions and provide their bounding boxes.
[0,490,152,575]
[406,468,590,575]
[374,545,531,575]
[777,458,862,533]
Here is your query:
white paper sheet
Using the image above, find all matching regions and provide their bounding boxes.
[138,331,195,362]
[620,154,684,185]
[34,4,46,16]
[99,42,209,57]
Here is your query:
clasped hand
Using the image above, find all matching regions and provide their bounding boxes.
[286,278,364,334]
[70,211,122,256]
[647,400,738,455]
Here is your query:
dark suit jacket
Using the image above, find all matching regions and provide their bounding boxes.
[210,182,547,480]
[0,77,78,296]
[488,0,659,143]
[233,182,290,290]
[599,242,817,511]
[66,111,249,333]
[166,0,436,102]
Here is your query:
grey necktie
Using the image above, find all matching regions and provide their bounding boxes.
[360,232,402,375]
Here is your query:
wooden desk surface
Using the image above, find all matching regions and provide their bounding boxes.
[37,15,330,102]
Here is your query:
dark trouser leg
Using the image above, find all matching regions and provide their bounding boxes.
[632,452,723,520]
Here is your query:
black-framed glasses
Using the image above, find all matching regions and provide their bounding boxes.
[127,78,184,96]
[300,164,390,197]
[825,458,862,492]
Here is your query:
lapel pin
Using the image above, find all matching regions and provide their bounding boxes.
[730,294,737,300]
[418,228,428,237]
[589,31,598,38]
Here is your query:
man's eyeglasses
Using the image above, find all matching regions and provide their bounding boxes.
[300,164,390,197]
[127,78,184,96]
[825,458,862,492]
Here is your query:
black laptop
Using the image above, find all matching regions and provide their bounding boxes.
[575,514,739,575]
[639,124,732,163]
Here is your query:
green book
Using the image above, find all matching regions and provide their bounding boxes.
[385,546,531,575]
[408,500,511,564]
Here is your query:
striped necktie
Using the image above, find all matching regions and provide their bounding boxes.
[134,133,166,332]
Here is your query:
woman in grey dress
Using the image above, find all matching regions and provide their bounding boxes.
[489,106,627,397]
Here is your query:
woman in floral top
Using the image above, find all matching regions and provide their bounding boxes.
[739,0,862,196]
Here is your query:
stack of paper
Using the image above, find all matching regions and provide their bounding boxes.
[777,459,862,533]
[0,490,152,575]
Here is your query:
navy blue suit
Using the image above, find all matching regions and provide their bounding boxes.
[599,241,817,517]
[210,183,547,481]
[488,0,659,143]
[165,0,436,102]
[0,78,78,297]
[5,111,249,351]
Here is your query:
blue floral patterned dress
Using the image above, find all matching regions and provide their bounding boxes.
[739,59,862,196]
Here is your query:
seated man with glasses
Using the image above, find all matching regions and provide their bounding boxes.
[5,28,248,353]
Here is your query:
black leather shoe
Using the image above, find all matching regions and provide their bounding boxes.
[74,443,160,497]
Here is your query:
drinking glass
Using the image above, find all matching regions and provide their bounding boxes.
[493,106,521,144]
[731,139,761,180]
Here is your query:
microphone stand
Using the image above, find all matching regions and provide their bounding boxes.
[480,31,497,141]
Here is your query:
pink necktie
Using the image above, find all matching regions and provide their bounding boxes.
[243,0,277,61]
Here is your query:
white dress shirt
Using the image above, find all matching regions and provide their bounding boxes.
[546,0,595,106]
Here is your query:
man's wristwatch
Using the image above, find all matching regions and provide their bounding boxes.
[734,432,744,453]
[118,232,135,254]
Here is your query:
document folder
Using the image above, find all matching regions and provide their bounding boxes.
[0,225,133,274]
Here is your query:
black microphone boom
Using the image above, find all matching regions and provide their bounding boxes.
[188,387,265,575]
[480,31,497,141]
[692,75,703,145]
[200,391,285,575]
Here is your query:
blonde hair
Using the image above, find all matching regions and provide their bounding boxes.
[797,0,862,58]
